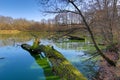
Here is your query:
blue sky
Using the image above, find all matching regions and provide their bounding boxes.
[0,0,51,21]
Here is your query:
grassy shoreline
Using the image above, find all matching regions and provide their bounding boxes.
[0,30,21,34]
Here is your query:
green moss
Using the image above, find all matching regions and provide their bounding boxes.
[40,45,87,80]
[22,42,87,80]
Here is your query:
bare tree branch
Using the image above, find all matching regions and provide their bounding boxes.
[68,0,116,66]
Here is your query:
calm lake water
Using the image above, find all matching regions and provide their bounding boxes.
[0,32,98,80]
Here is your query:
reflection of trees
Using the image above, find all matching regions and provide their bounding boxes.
[55,42,85,50]
[0,33,31,47]
[29,53,60,80]
[0,39,15,47]
[0,32,49,47]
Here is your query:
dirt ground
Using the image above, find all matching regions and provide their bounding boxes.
[94,44,120,80]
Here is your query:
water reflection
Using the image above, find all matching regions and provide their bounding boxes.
[55,41,86,51]
[0,32,98,80]
[0,32,49,47]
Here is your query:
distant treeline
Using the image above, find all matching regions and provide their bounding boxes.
[0,14,84,32]
[0,15,56,32]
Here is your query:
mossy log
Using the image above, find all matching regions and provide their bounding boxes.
[21,44,60,80]
[21,44,87,80]
[39,45,87,80]
[21,44,41,54]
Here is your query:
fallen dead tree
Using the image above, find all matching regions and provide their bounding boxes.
[21,43,87,80]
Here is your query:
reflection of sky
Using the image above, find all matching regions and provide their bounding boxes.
[0,41,45,80]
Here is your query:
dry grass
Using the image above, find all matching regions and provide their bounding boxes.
[0,30,20,34]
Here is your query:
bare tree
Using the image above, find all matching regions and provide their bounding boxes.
[0,15,52,31]
[91,0,119,45]
[37,0,120,66]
